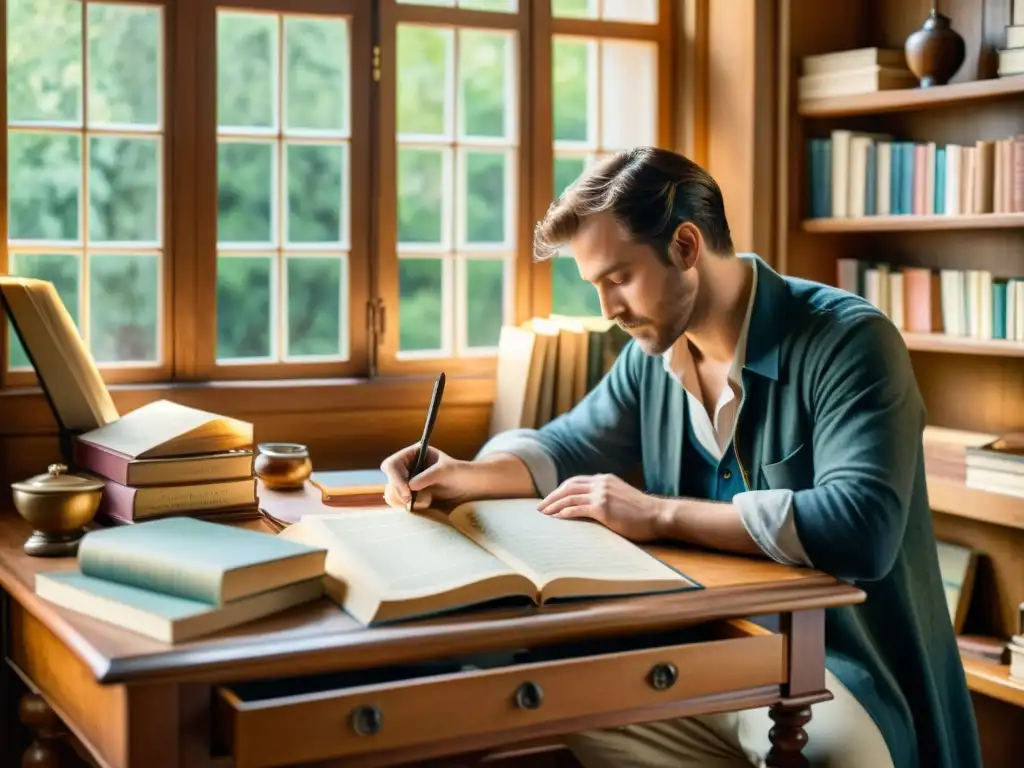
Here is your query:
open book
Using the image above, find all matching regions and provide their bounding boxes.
[279,499,699,626]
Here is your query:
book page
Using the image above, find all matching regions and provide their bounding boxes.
[284,509,530,600]
[450,499,694,597]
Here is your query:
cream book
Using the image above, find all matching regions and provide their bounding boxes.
[0,276,119,431]
[76,399,254,459]
[279,499,700,626]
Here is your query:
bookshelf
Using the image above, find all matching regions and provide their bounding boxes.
[777,0,1024,761]
[802,212,1024,232]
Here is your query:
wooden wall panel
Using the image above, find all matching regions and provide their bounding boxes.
[705,0,776,261]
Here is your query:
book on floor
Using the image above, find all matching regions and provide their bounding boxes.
[278,498,700,626]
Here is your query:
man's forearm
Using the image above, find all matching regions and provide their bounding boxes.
[654,497,765,557]
[465,453,539,499]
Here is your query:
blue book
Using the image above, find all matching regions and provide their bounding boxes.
[865,143,877,215]
[935,147,946,214]
[994,281,1008,340]
[891,142,904,214]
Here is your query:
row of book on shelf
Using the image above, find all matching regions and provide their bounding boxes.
[837,258,1024,341]
[806,130,1024,219]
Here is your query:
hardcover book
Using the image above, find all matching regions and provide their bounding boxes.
[73,516,327,604]
[279,498,700,626]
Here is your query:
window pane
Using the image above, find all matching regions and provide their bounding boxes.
[218,11,277,129]
[552,38,594,144]
[217,255,274,360]
[87,3,160,128]
[398,147,448,245]
[398,0,455,5]
[399,259,444,352]
[552,255,601,316]
[554,154,587,198]
[88,253,159,363]
[89,136,159,244]
[6,0,82,124]
[7,253,81,369]
[8,132,81,242]
[459,29,510,139]
[286,255,346,358]
[459,1,518,15]
[552,0,597,19]
[603,0,658,23]
[218,141,276,244]
[396,25,452,137]
[601,40,657,150]
[285,17,348,134]
[286,143,346,245]
[464,258,504,348]
[461,150,507,245]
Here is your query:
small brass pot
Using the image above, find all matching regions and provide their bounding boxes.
[11,463,105,557]
[254,443,312,490]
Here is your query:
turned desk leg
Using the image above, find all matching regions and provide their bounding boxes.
[765,700,813,768]
[19,693,69,768]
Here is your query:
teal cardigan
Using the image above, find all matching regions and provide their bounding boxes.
[482,255,982,768]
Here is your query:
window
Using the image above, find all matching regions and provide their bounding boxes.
[546,0,669,318]
[4,0,166,385]
[1,0,674,388]
[377,0,524,374]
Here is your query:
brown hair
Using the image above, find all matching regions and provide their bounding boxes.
[533,147,733,262]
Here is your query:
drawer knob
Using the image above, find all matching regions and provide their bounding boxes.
[648,662,678,690]
[350,704,383,736]
[513,681,544,710]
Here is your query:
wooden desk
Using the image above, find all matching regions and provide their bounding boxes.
[0,509,864,768]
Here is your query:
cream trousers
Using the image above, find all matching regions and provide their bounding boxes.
[564,669,894,768]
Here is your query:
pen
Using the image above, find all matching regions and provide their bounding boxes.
[408,372,446,511]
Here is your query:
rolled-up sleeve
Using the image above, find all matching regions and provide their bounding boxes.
[733,489,813,566]
[476,340,643,492]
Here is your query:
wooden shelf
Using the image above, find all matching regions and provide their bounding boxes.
[802,212,1024,233]
[903,333,1024,358]
[798,76,1024,117]
[962,654,1024,708]
[927,475,1024,531]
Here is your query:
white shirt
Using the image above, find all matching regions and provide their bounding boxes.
[662,255,758,461]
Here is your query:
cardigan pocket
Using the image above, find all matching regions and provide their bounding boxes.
[761,442,813,491]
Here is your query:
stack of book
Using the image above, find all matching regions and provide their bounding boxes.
[923,426,999,483]
[998,3,1024,77]
[490,315,629,436]
[34,517,327,643]
[0,277,260,523]
[963,433,1024,497]
[797,47,916,102]
[73,399,260,524]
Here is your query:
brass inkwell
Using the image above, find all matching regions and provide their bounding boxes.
[11,463,105,557]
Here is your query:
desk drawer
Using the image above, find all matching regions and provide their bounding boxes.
[215,619,785,768]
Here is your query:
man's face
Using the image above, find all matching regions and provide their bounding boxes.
[569,212,697,356]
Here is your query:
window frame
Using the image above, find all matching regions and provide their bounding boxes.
[190,0,373,381]
[375,0,534,377]
[529,0,676,320]
[1,0,677,392]
[1,0,175,388]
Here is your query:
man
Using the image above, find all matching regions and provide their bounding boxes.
[380,147,982,768]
